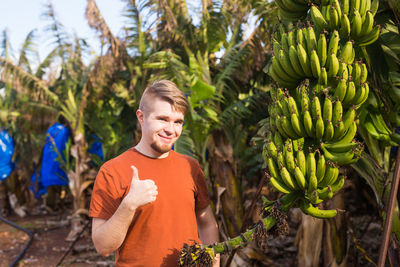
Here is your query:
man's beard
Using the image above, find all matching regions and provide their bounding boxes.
[151,141,173,154]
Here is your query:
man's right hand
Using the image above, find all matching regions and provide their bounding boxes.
[124,165,158,210]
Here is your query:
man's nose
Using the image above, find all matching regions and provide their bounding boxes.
[164,121,174,132]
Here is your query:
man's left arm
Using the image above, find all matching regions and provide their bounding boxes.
[196,205,220,267]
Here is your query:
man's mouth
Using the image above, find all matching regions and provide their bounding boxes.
[158,134,173,143]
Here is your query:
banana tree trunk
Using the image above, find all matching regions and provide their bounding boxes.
[297,213,323,267]
[323,189,348,267]
[209,129,243,237]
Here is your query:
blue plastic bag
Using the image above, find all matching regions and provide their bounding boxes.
[30,123,71,198]
[0,129,15,181]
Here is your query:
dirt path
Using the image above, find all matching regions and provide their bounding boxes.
[0,214,114,267]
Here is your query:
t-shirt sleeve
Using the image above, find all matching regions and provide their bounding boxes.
[193,162,210,211]
[89,167,122,219]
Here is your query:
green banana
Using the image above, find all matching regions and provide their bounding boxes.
[324,120,335,141]
[360,63,368,84]
[270,176,292,194]
[275,115,289,139]
[300,199,338,218]
[311,95,322,119]
[343,80,356,106]
[352,62,362,87]
[284,141,296,173]
[329,5,340,30]
[308,171,318,194]
[288,96,300,117]
[323,95,333,122]
[370,0,379,16]
[294,166,307,190]
[343,106,356,131]
[357,26,381,47]
[323,141,358,153]
[303,110,315,137]
[339,13,351,37]
[291,112,307,137]
[319,162,339,187]
[297,43,313,77]
[333,78,347,102]
[318,175,345,198]
[307,27,318,57]
[279,49,300,79]
[319,67,328,85]
[316,115,325,139]
[274,131,284,148]
[311,5,329,31]
[352,83,367,107]
[342,0,350,15]
[328,30,340,56]
[300,90,310,113]
[337,120,357,145]
[316,152,326,182]
[359,11,374,39]
[281,115,300,139]
[333,120,346,140]
[339,41,355,64]
[306,150,316,177]
[321,143,355,165]
[327,53,340,77]
[280,166,298,190]
[351,9,363,39]
[266,140,278,159]
[337,62,349,80]
[289,45,305,77]
[297,149,307,177]
[267,157,282,180]
[317,33,327,67]
[332,99,343,124]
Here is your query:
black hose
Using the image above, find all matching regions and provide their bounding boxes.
[0,215,34,267]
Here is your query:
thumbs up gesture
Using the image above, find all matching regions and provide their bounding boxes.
[125,166,158,209]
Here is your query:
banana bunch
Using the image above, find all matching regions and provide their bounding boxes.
[359,107,399,145]
[269,27,363,88]
[269,84,364,144]
[310,0,381,46]
[263,0,383,220]
[275,0,313,21]
[263,134,343,218]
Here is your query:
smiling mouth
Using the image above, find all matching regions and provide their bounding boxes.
[158,134,174,143]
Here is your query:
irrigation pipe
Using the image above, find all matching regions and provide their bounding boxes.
[0,215,34,267]
[377,144,400,267]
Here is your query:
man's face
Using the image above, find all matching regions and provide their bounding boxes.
[137,98,184,157]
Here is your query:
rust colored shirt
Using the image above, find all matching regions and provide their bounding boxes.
[89,148,210,266]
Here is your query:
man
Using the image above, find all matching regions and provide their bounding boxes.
[90,80,220,266]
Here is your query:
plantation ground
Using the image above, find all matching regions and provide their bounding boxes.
[0,177,383,266]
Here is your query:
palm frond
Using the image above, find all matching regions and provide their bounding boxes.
[0,57,60,105]
[215,45,250,94]
[174,127,199,160]
[218,88,270,128]
[86,0,126,57]
[123,0,154,57]
[35,47,58,79]
[42,2,70,53]
[1,29,13,60]
[18,30,37,73]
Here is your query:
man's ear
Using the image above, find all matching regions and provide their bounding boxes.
[136,109,144,123]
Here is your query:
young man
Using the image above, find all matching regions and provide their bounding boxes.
[90,80,220,266]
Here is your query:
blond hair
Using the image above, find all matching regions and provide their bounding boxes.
[139,80,189,115]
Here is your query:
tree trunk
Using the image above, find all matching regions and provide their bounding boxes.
[209,129,243,237]
[297,213,323,267]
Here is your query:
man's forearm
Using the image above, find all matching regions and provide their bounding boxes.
[92,200,136,256]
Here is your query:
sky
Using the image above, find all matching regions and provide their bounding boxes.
[0,0,127,62]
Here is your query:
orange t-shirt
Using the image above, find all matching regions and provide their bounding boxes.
[89,148,210,267]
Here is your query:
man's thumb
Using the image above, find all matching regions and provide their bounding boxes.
[131,165,140,181]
